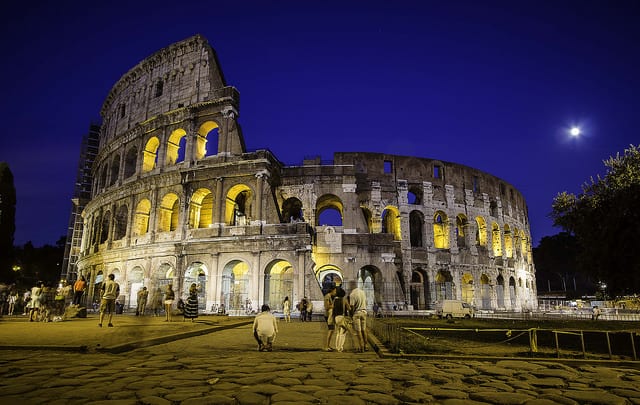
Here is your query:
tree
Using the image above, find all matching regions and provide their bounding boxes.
[0,162,16,283]
[551,144,640,296]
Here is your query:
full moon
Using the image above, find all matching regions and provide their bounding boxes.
[570,127,581,136]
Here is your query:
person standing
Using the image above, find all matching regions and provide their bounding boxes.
[98,274,120,327]
[7,289,18,316]
[136,287,148,316]
[348,280,368,352]
[252,304,278,351]
[150,287,163,317]
[323,286,337,351]
[299,298,308,322]
[183,283,199,322]
[72,276,86,307]
[306,299,314,321]
[164,284,175,322]
[28,283,43,322]
[332,287,353,352]
[282,296,291,323]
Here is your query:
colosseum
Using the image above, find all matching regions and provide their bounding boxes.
[73,34,537,315]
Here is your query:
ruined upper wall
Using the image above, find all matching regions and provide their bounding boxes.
[99,34,227,144]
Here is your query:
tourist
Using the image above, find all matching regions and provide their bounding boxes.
[7,289,18,316]
[332,287,353,352]
[183,283,199,322]
[299,298,308,322]
[253,304,278,352]
[72,276,87,307]
[98,274,120,327]
[149,287,163,317]
[136,286,148,316]
[306,299,314,321]
[282,296,291,323]
[323,286,337,351]
[28,282,43,322]
[347,280,368,352]
[164,284,175,322]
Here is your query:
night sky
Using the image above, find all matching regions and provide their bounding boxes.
[2,0,638,248]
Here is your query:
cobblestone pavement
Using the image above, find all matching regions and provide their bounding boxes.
[1,314,640,404]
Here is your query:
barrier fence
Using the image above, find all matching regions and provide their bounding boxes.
[368,316,640,360]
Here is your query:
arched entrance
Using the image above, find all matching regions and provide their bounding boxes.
[221,260,249,314]
[433,270,454,301]
[410,268,429,310]
[128,266,144,310]
[264,259,294,310]
[481,274,491,309]
[461,273,474,304]
[316,265,343,295]
[184,262,207,310]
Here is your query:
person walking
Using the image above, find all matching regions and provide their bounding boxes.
[282,296,291,323]
[98,274,120,327]
[348,280,368,352]
[183,283,199,322]
[72,276,86,307]
[136,287,148,316]
[323,286,337,351]
[252,304,278,352]
[164,284,175,322]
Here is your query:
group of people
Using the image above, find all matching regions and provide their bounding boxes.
[252,281,369,353]
[323,280,368,352]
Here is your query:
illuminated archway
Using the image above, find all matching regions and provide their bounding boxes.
[184,262,207,310]
[456,214,467,248]
[225,184,253,225]
[221,260,250,311]
[142,136,160,172]
[316,265,343,294]
[491,222,502,257]
[264,259,294,310]
[128,266,144,310]
[133,199,151,236]
[410,268,430,309]
[166,128,187,165]
[316,194,343,226]
[382,206,401,240]
[434,270,454,301]
[158,193,179,232]
[433,211,449,249]
[461,273,474,304]
[189,188,214,228]
[475,216,487,247]
[196,121,219,159]
[504,224,513,258]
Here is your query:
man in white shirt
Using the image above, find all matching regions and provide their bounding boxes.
[99,274,120,327]
[253,304,278,351]
[348,280,368,352]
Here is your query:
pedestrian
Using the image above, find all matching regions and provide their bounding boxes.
[323,286,337,351]
[98,274,120,327]
[592,305,601,320]
[164,284,175,322]
[72,276,86,306]
[136,286,148,316]
[299,297,308,322]
[7,289,18,316]
[347,280,368,352]
[183,283,199,322]
[22,289,31,315]
[332,287,353,352]
[282,296,291,323]
[28,282,43,322]
[253,304,278,352]
[306,299,314,321]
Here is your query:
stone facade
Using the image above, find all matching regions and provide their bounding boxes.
[75,35,536,314]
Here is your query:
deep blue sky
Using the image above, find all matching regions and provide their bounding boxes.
[1,0,638,248]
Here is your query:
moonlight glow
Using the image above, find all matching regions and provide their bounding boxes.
[570,127,581,137]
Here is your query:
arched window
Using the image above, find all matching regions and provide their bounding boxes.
[124,146,137,178]
[382,206,401,240]
[504,224,513,258]
[492,222,502,257]
[113,205,128,240]
[166,129,187,165]
[142,137,160,173]
[475,216,487,247]
[196,121,220,159]
[189,188,214,228]
[133,199,151,236]
[316,194,343,227]
[282,197,304,223]
[409,210,423,247]
[158,193,180,232]
[110,155,120,186]
[433,211,449,249]
[100,210,111,244]
[456,214,467,248]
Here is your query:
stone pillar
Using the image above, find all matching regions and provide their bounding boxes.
[254,171,267,224]
[214,177,224,225]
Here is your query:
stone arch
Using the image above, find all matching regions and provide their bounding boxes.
[189,188,214,228]
[196,120,220,159]
[480,273,491,309]
[264,259,294,310]
[316,264,343,294]
[99,165,108,190]
[382,206,401,240]
[496,274,505,308]
[360,206,373,233]
[99,210,111,244]
[509,276,517,308]
[316,194,343,226]
[149,263,175,300]
[461,273,474,304]
[434,269,454,301]
[110,154,120,186]
[357,266,379,311]
[184,262,207,310]
[281,197,303,223]
[504,224,513,258]
[409,210,424,247]
[142,136,160,173]
[225,184,253,225]
[433,211,449,249]
[221,260,250,312]
[124,146,137,178]
[407,184,423,205]
[158,193,180,232]
[127,266,144,310]
[166,128,187,165]
[475,216,487,247]
[410,268,430,310]
[113,204,128,240]
[456,214,467,248]
[133,199,151,236]
[491,222,502,257]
